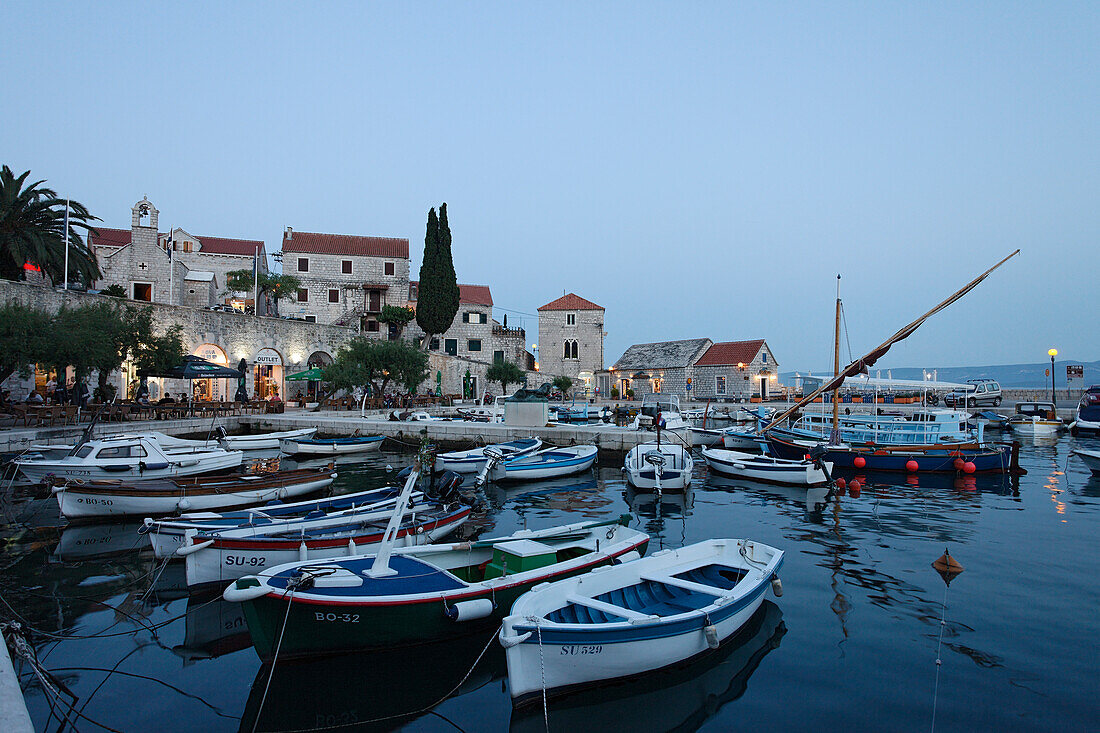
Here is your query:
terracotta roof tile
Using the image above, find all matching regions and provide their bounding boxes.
[694,340,768,367]
[538,293,603,311]
[89,227,132,248]
[282,231,409,258]
[194,235,264,256]
[408,282,493,306]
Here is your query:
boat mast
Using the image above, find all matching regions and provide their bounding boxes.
[832,275,841,434]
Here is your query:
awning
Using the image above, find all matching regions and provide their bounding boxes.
[631,372,651,380]
[286,367,326,381]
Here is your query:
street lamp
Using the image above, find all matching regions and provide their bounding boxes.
[1048,348,1058,403]
[531,344,539,371]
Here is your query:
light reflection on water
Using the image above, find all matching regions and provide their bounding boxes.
[1,435,1099,731]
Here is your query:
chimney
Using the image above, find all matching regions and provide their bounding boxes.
[285,227,293,241]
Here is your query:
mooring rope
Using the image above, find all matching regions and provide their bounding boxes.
[930,580,950,733]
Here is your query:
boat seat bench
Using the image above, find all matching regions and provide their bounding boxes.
[566,594,654,621]
[640,573,730,597]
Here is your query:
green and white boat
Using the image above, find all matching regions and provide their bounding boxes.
[224,515,650,660]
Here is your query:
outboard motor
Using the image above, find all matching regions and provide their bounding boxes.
[429,470,464,502]
[808,444,833,483]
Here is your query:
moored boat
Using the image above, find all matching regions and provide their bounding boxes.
[1072,448,1100,475]
[218,427,317,451]
[223,516,649,660]
[765,434,1022,474]
[16,435,243,484]
[280,435,384,456]
[1007,401,1063,437]
[435,438,542,473]
[488,445,597,482]
[499,538,784,707]
[55,465,336,520]
[623,441,693,492]
[701,447,832,487]
[1072,386,1100,435]
[689,427,725,447]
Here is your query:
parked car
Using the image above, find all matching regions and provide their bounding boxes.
[943,379,1002,408]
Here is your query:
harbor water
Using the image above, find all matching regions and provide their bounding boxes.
[1,434,1098,731]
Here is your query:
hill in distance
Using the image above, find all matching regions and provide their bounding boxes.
[781,360,1100,389]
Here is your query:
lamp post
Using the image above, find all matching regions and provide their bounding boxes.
[531,343,539,371]
[1048,348,1058,404]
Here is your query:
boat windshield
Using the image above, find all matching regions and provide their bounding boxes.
[74,445,94,458]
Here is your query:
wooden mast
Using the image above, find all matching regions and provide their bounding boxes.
[832,274,841,433]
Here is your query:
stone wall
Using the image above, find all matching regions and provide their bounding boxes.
[406,310,526,369]
[692,344,779,400]
[0,279,356,401]
[425,353,534,399]
[538,307,605,382]
[283,250,410,326]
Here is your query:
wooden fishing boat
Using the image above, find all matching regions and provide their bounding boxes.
[218,427,317,451]
[623,442,693,492]
[16,435,242,484]
[280,435,384,456]
[181,500,471,587]
[1007,402,1063,437]
[689,427,725,447]
[488,445,598,482]
[721,429,765,452]
[499,539,784,707]
[54,465,336,520]
[435,438,542,473]
[765,434,1021,474]
[1073,448,1100,475]
[142,483,433,559]
[701,447,832,487]
[223,516,649,660]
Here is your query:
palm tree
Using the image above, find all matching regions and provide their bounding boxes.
[0,166,101,286]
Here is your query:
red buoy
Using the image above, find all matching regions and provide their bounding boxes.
[853,456,866,468]
[963,461,976,474]
[953,458,965,471]
[849,479,862,497]
[804,454,812,461]
[835,477,846,490]
[906,460,919,472]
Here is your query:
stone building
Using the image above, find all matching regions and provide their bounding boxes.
[608,337,780,401]
[281,229,410,332]
[537,293,605,395]
[91,197,269,310]
[405,283,528,369]
[691,339,780,400]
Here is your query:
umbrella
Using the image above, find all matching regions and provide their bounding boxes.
[286,367,325,381]
[141,356,244,413]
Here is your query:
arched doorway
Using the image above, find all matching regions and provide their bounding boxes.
[577,371,594,399]
[192,344,229,401]
[253,348,284,400]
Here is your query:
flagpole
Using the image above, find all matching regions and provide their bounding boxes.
[62,199,70,290]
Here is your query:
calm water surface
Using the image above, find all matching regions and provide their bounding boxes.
[2,435,1098,732]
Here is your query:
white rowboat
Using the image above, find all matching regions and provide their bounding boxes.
[219,428,317,451]
[280,435,384,456]
[701,447,832,487]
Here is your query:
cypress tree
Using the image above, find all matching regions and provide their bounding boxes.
[437,203,460,321]
[415,206,459,348]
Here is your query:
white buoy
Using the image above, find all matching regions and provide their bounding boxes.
[771,576,784,597]
[704,624,719,649]
[298,541,308,561]
[347,538,357,556]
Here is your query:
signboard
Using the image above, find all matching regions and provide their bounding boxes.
[254,349,282,365]
[1067,364,1084,393]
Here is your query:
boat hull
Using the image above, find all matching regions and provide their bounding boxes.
[280,436,384,456]
[766,435,1014,473]
[18,450,243,484]
[184,509,469,587]
[500,447,597,482]
[702,448,831,487]
[435,439,541,473]
[1073,449,1100,475]
[58,473,333,520]
[721,431,762,451]
[222,428,316,451]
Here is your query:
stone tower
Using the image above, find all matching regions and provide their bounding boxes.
[131,196,160,250]
[537,293,605,396]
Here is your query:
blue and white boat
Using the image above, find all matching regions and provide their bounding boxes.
[435,438,542,473]
[499,538,784,707]
[702,447,832,487]
[790,409,978,445]
[280,435,384,456]
[488,445,597,482]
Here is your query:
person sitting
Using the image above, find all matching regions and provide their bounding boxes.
[158,394,176,405]
[27,390,44,404]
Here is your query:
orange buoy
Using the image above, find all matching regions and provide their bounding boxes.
[932,548,964,585]
[849,479,861,497]
[853,456,866,468]
[953,458,965,471]
[963,461,976,474]
[906,460,919,472]
[835,477,846,490]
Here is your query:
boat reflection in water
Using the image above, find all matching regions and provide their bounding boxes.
[509,600,785,733]
[238,630,506,733]
[52,521,148,561]
[173,595,252,663]
[705,474,831,522]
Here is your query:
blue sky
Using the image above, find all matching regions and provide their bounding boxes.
[4,2,1097,371]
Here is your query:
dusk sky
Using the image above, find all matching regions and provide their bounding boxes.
[5,3,1096,372]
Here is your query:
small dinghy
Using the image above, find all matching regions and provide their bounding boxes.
[499,538,784,707]
[219,427,317,451]
[280,435,384,456]
[689,427,725,447]
[702,447,832,487]
[54,465,336,520]
[485,445,598,483]
[623,440,693,492]
[141,482,436,559]
[1073,448,1100,475]
[1007,402,1063,437]
[435,438,542,473]
[721,429,765,452]
[180,478,469,587]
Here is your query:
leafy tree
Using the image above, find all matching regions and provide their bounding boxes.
[100,284,127,298]
[133,325,185,377]
[0,302,52,384]
[487,360,525,395]
[45,304,113,399]
[553,375,573,399]
[414,204,459,350]
[320,338,429,405]
[224,270,302,316]
[377,305,416,340]
[0,165,101,286]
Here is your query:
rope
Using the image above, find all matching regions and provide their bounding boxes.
[930,581,949,733]
[537,619,550,733]
[251,586,296,733]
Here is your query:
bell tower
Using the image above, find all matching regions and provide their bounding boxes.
[131,196,159,249]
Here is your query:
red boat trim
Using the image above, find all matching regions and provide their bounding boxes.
[258,537,651,607]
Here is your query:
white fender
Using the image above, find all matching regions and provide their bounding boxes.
[445,598,494,622]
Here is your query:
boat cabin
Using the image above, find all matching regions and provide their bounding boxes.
[1015,401,1057,419]
[639,394,682,420]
